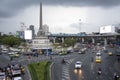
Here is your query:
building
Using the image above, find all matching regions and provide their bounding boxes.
[16,31,24,39]
[29,25,35,38]
[43,24,49,36]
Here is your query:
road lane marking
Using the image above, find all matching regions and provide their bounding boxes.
[91,62,94,70]
[61,58,75,80]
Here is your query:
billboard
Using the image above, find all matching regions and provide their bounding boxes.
[100,25,115,33]
[24,30,32,40]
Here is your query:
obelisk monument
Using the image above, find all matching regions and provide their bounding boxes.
[31,2,52,52]
[37,2,45,37]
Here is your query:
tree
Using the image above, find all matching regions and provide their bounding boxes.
[2,35,22,47]
[63,38,77,47]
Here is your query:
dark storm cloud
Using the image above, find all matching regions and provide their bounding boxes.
[44,0,120,7]
[0,0,36,18]
[0,0,120,18]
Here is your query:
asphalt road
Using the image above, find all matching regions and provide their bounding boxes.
[0,47,120,80]
[0,52,71,80]
[0,53,57,80]
[69,48,120,80]
[51,53,79,80]
[51,47,120,80]
[0,54,11,67]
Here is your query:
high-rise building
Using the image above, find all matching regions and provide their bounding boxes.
[43,24,49,35]
[29,25,35,38]
[16,31,24,39]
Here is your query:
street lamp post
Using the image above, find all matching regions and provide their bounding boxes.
[79,19,82,33]
[47,40,48,56]
[47,31,49,56]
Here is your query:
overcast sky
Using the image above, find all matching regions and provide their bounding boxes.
[0,0,120,34]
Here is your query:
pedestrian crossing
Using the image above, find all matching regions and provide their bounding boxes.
[11,52,77,63]
[16,54,76,63]
[61,59,74,80]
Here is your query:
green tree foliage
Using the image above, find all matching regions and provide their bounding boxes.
[63,38,77,47]
[2,35,22,47]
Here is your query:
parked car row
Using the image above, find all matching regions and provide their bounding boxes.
[0,48,22,59]
[1,48,21,54]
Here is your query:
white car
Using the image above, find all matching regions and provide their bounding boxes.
[1,49,8,53]
[13,76,23,80]
[78,51,82,54]
[0,72,6,80]
[11,65,21,76]
[75,61,82,69]
[8,52,15,55]
[96,52,101,56]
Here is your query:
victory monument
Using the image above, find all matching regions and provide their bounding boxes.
[31,2,52,54]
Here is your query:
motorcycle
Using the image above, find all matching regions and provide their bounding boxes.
[61,59,66,64]
[97,68,102,75]
[114,73,119,80]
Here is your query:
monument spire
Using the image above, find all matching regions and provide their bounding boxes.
[39,2,42,30]
[37,2,44,37]
[32,1,51,52]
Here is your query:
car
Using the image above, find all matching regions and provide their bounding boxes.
[51,52,58,55]
[11,65,22,76]
[96,52,101,56]
[75,61,82,69]
[8,51,20,57]
[80,48,87,54]
[13,76,23,80]
[9,53,20,58]
[0,72,6,80]
[1,49,8,53]
[78,51,82,54]
[95,56,101,63]
[108,52,113,56]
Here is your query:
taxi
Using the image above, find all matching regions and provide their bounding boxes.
[108,52,113,56]
[95,56,101,63]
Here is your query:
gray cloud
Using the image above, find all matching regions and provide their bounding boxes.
[0,0,120,19]
[69,22,99,33]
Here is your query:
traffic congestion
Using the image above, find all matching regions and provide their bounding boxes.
[0,42,120,80]
[0,64,24,80]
